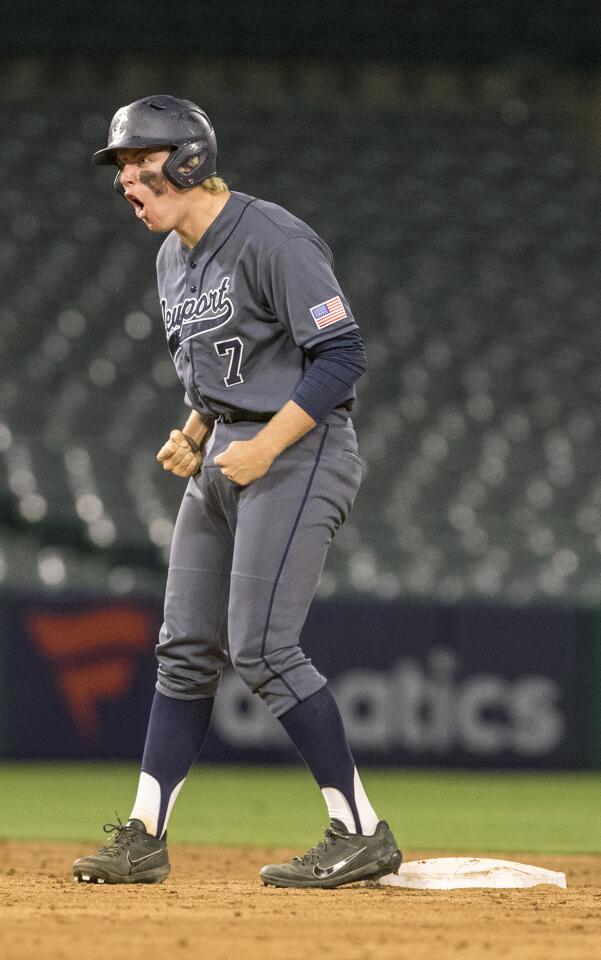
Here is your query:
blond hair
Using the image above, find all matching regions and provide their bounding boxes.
[201,176,229,194]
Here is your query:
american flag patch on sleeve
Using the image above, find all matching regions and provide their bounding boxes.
[309,295,348,330]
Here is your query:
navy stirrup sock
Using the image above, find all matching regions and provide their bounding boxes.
[278,684,378,835]
[131,691,214,838]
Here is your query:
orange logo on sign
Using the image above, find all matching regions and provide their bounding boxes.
[27,607,153,741]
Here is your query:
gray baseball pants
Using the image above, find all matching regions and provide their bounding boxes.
[155,410,362,717]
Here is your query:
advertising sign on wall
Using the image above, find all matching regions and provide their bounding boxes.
[0,590,591,768]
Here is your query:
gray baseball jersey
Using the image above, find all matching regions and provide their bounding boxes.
[156,191,358,417]
[153,190,365,720]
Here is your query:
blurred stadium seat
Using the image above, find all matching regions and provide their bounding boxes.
[1,93,601,604]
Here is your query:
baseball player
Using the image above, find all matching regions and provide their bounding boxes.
[73,95,401,888]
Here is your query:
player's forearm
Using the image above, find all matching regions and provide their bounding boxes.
[252,400,316,460]
[292,330,366,422]
[181,409,214,448]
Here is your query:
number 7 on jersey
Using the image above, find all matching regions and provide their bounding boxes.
[214,337,244,387]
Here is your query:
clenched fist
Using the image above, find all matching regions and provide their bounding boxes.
[213,436,275,486]
[157,429,202,478]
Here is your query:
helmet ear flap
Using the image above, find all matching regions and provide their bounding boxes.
[162,139,216,189]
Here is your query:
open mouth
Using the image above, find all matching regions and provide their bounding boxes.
[126,193,146,219]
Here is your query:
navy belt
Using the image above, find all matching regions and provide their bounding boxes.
[218,409,274,424]
[216,400,354,425]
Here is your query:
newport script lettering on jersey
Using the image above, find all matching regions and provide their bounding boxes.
[161,276,234,343]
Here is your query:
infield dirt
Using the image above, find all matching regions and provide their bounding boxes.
[1,841,600,960]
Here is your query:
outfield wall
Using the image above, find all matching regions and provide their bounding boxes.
[0,588,596,768]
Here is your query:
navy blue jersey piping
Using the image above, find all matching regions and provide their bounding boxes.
[187,198,257,412]
[198,197,257,291]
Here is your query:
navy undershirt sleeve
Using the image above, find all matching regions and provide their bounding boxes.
[292,329,367,422]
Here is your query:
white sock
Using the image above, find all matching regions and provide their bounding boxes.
[321,768,380,835]
[129,771,185,839]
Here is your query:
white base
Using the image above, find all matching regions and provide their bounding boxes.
[377,857,567,890]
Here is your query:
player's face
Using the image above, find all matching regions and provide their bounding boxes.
[116,148,188,232]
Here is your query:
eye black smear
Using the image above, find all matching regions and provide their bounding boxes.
[139,170,168,197]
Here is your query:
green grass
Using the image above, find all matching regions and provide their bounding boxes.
[0,763,599,854]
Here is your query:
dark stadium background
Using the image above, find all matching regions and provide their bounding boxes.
[1,1,601,782]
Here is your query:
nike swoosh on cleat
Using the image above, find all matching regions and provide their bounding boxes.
[127,849,164,867]
[312,846,367,880]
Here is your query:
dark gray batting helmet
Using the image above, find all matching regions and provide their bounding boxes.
[92,94,217,192]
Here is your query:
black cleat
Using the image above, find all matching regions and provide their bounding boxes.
[260,819,402,889]
[72,818,170,885]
